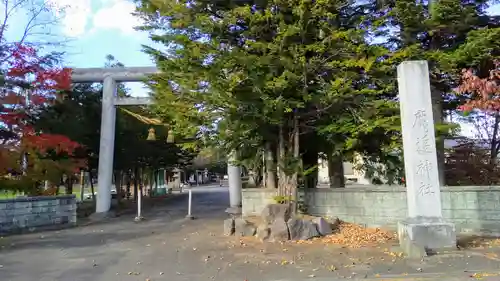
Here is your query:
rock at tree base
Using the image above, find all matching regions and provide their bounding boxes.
[288,218,319,240]
[256,224,270,241]
[223,218,235,236]
[261,204,292,225]
[235,218,257,237]
[269,218,290,241]
[312,217,332,236]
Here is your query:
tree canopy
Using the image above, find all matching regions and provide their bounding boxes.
[132,0,500,192]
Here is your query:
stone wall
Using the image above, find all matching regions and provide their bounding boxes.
[242,186,500,235]
[0,195,77,235]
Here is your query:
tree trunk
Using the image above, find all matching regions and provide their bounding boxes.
[490,112,500,163]
[88,169,96,203]
[328,153,345,188]
[277,125,286,196]
[265,142,277,189]
[126,171,131,199]
[79,170,85,201]
[133,167,138,201]
[301,136,318,189]
[291,114,300,213]
[65,174,74,195]
[115,170,122,204]
[153,170,158,197]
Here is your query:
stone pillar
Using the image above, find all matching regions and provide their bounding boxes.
[173,168,181,189]
[397,61,456,257]
[96,76,116,214]
[227,151,242,214]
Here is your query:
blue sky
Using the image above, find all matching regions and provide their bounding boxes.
[5,0,500,136]
[5,0,157,96]
[6,0,500,98]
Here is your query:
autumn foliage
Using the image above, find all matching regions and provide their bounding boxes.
[453,62,500,185]
[0,44,83,194]
[456,61,500,113]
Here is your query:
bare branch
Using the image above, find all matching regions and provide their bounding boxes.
[0,0,72,53]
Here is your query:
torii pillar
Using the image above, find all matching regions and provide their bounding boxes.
[71,67,157,214]
[226,151,242,215]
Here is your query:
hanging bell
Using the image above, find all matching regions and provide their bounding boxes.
[147,127,156,141]
[166,129,174,143]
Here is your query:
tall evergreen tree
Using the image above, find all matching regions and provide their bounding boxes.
[135,0,402,200]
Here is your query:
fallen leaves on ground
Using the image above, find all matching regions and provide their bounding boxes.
[384,250,404,258]
[296,222,396,248]
[470,272,499,279]
[458,237,500,249]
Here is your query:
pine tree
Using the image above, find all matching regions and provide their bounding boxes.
[136,0,400,202]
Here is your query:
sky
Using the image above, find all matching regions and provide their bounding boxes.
[5,0,500,137]
[5,0,156,97]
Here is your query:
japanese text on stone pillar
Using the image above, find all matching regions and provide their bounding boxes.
[413,109,435,196]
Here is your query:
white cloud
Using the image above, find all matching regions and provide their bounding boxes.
[47,0,143,37]
[91,0,143,34]
[46,0,92,37]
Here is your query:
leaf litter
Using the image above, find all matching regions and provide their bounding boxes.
[295,221,396,248]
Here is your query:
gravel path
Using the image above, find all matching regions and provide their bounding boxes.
[1,186,500,281]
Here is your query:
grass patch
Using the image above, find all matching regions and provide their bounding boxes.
[0,186,86,199]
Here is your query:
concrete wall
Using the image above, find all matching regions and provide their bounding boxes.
[0,195,77,235]
[242,186,500,235]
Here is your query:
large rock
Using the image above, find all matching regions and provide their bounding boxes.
[269,218,290,241]
[312,217,332,236]
[223,218,235,236]
[256,224,270,241]
[261,204,292,224]
[235,218,257,237]
[288,218,319,240]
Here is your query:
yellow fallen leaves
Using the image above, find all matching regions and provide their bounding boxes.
[296,222,396,248]
[384,250,404,258]
[459,237,500,249]
[470,272,499,279]
[327,265,337,271]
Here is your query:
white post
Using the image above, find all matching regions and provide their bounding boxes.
[227,152,242,210]
[397,61,456,258]
[186,188,194,219]
[96,76,116,213]
[135,186,143,221]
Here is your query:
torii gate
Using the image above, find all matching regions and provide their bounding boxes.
[71,67,242,215]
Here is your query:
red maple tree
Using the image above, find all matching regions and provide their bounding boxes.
[0,44,83,194]
[455,62,500,164]
[457,62,500,113]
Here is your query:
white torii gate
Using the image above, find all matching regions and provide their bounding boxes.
[71,67,242,215]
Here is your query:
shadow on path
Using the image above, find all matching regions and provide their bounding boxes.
[2,186,500,281]
[0,185,230,252]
